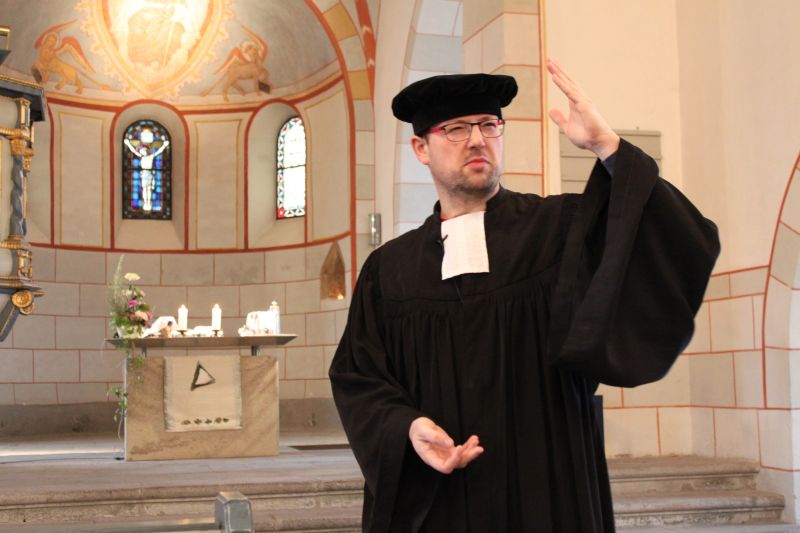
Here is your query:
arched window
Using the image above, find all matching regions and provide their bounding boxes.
[276,116,306,219]
[122,119,172,220]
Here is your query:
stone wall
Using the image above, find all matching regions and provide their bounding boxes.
[0,241,350,424]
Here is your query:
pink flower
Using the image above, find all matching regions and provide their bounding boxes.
[127,300,138,309]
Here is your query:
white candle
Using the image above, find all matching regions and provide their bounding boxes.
[177,305,188,330]
[211,304,222,331]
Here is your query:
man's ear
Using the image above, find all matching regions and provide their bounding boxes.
[410,135,430,166]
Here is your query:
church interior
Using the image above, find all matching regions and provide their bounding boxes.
[0,0,799,530]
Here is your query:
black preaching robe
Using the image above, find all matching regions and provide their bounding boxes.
[330,139,720,532]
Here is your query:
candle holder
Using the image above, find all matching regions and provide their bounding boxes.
[177,328,188,337]
[212,329,222,337]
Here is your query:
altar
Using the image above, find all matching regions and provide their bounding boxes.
[108,335,295,461]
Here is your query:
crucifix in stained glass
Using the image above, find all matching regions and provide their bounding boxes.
[277,116,306,219]
[122,120,172,220]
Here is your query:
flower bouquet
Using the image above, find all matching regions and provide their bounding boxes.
[109,269,152,339]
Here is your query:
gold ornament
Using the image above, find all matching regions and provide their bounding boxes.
[10,138,26,156]
[12,290,33,310]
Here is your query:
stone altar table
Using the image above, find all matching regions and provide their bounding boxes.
[107,335,295,461]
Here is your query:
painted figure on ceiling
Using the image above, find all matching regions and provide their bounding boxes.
[113,0,201,73]
[31,20,110,94]
[203,24,270,101]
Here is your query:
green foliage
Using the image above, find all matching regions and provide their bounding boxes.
[107,256,152,428]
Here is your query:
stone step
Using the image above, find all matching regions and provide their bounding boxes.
[0,507,364,533]
[254,506,361,532]
[609,456,759,496]
[614,489,785,528]
[0,478,364,524]
[0,452,788,530]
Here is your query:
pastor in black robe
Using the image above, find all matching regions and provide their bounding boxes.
[329,139,720,532]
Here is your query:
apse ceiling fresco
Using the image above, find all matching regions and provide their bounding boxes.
[0,0,339,102]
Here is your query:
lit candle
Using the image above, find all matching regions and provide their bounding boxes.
[211,304,222,331]
[177,305,188,330]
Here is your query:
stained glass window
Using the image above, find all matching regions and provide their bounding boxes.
[276,116,306,219]
[122,120,172,220]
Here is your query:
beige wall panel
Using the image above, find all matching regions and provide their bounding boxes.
[658,408,692,456]
[504,120,541,175]
[462,0,537,39]
[731,268,768,297]
[623,357,690,407]
[58,113,105,246]
[765,277,800,349]
[481,14,539,74]
[765,349,800,408]
[604,408,659,457]
[709,297,756,352]
[705,275,731,301]
[195,120,242,249]
[596,384,621,408]
[759,410,800,470]
[689,354,735,407]
[734,351,764,408]
[715,408,759,459]
[305,90,350,240]
[684,303,710,354]
[502,174,540,195]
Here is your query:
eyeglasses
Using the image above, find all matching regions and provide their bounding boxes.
[428,119,505,142]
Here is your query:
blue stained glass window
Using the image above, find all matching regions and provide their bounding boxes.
[122,120,172,220]
[276,116,306,219]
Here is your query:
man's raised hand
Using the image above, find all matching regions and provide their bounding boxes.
[547,58,620,161]
[409,417,483,474]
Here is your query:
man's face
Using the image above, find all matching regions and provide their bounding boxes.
[411,113,504,203]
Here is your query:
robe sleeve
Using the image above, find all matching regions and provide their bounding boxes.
[329,250,427,532]
[549,138,720,387]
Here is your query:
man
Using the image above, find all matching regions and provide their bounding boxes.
[330,60,719,532]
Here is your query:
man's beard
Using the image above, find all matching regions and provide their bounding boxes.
[448,163,502,198]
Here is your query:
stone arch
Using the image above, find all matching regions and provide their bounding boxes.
[307,0,377,280]
[379,0,464,238]
[761,150,800,521]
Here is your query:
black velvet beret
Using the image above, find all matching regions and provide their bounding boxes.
[392,73,518,135]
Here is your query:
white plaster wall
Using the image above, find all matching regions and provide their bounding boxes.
[543,0,684,197]
[676,0,800,272]
[374,0,417,241]
[0,240,352,407]
[50,105,114,248]
[189,114,249,250]
[304,90,351,241]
